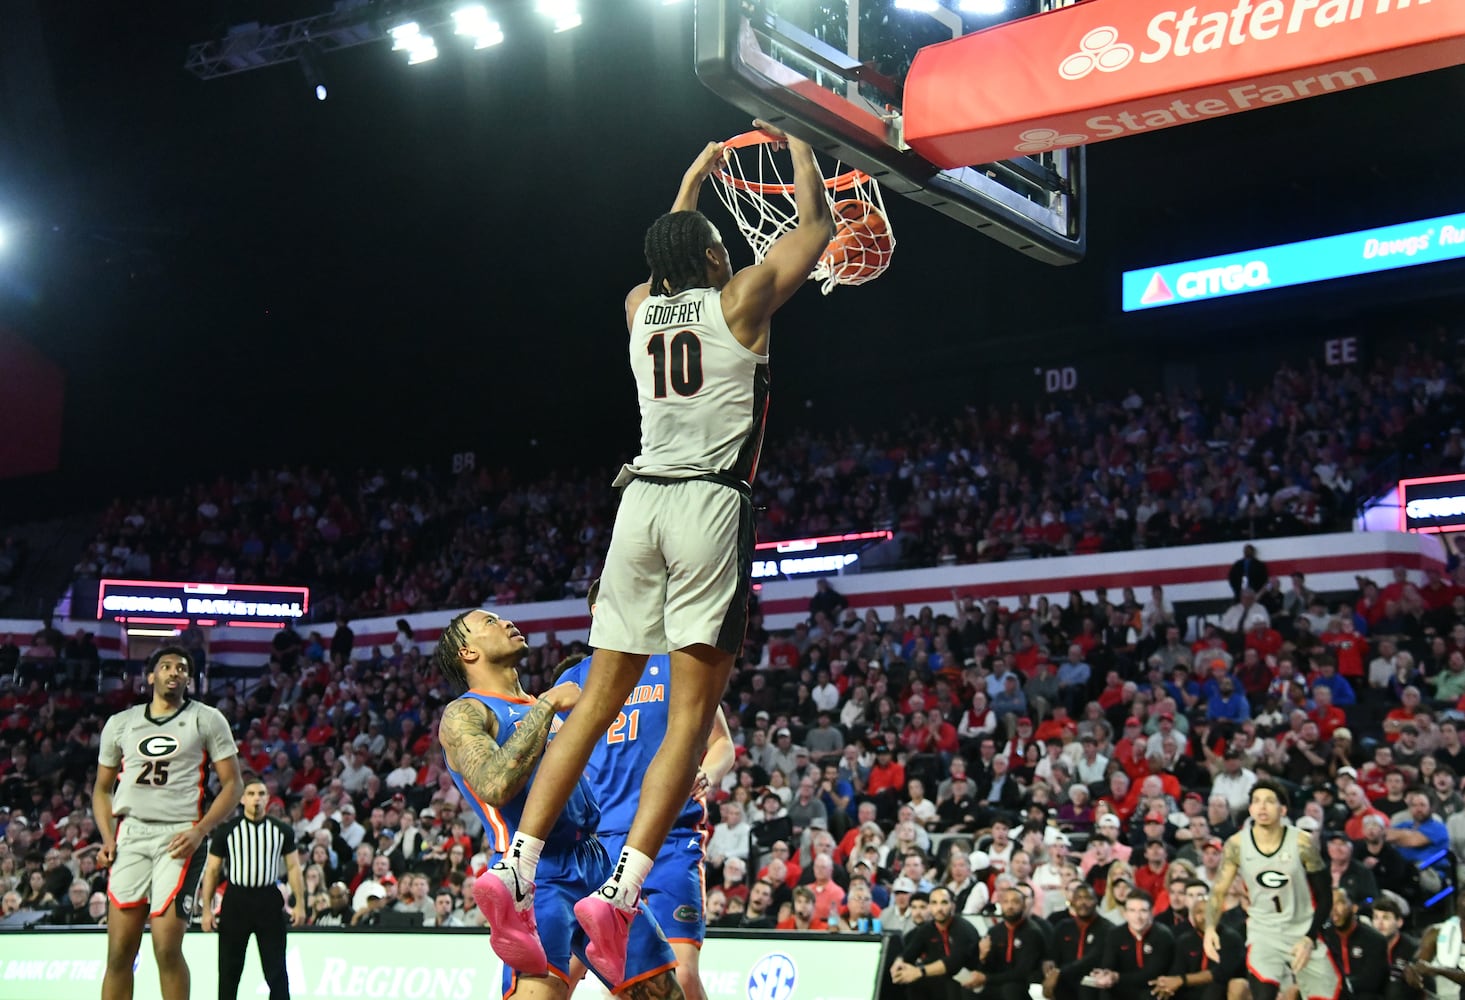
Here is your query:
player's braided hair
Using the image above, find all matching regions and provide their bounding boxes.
[434,611,473,696]
[645,210,716,296]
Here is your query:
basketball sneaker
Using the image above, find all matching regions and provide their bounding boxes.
[574,895,637,986]
[474,866,547,975]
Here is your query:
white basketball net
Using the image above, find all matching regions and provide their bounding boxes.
[709,139,895,295]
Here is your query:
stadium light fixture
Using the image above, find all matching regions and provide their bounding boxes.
[957,0,1006,12]
[536,0,582,32]
[389,21,439,64]
[452,4,505,48]
[298,43,329,100]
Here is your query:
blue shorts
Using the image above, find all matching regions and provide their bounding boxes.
[600,826,707,949]
[499,836,677,997]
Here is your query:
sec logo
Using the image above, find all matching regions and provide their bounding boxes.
[747,953,797,1000]
[138,734,180,758]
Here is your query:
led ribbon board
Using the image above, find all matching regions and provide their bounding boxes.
[1399,474,1465,534]
[1120,211,1465,311]
[903,0,1465,169]
[97,579,309,626]
[752,530,894,580]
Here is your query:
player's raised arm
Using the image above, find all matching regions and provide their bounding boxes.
[672,142,728,214]
[439,686,578,807]
[722,121,835,337]
[1203,835,1241,961]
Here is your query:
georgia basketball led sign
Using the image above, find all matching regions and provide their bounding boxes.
[903,0,1465,169]
[751,530,893,580]
[1399,474,1465,534]
[1121,211,1465,311]
[97,579,309,625]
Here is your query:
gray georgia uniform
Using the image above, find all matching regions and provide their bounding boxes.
[592,285,766,655]
[99,700,236,914]
[1236,825,1340,999]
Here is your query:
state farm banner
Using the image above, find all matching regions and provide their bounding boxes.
[903,0,1465,170]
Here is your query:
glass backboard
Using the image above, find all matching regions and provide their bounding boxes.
[696,0,1086,265]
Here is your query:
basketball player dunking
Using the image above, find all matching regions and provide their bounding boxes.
[1205,779,1339,1000]
[476,121,835,986]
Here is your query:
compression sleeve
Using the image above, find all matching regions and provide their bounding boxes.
[1307,867,1333,940]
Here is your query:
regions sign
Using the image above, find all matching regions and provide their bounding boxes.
[1121,211,1465,311]
[96,579,309,626]
[0,929,887,1000]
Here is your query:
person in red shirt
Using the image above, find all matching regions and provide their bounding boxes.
[1097,671,1128,710]
[1244,618,1285,661]
[1382,686,1423,743]
[1131,838,1171,913]
[1034,706,1077,743]
[1341,783,1388,841]
[1002,717,1039,767]
[1379,567,1412,608]
[805,854,847,923]
[1309,684,1348,741]
[1101,771,1137,823]
[1111,715,1146,763]
[836,802,879,862]
[1322,618,1367,680]
[1421,567,1461,612]
[776,886,818,930]
[929,712,960,757]
[865,743,906,814]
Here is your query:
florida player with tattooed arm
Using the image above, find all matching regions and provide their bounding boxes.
[94,646,243,1000]
[560,581,736,1000]
[435,610,684,1000]
[1204,780,1339,1000]
[477,120,834,986]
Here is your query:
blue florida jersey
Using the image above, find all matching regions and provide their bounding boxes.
[562,655,705,837]
[444,690,600,860]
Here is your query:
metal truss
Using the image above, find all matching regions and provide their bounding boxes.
[184,0,467,80]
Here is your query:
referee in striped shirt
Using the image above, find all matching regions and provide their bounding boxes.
[199,775,305,1000]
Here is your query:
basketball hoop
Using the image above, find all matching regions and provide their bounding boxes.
[709,130,895,295]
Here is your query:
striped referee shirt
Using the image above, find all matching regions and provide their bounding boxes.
[210,815,295,888]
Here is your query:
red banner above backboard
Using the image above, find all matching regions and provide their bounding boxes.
[904,0,1465,170]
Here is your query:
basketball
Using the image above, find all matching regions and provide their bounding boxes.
[821,204,893,284]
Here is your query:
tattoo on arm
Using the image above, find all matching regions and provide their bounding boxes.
[1298,831,1325,874]
[1206,839,1242,925]
[439,698,557,807]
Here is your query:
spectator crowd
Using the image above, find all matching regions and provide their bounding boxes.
[51,332,1464,625]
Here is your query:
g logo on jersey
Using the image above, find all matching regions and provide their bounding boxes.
[1255,870,1290,890]
[747,953,796,1000]
[138,734,181,758]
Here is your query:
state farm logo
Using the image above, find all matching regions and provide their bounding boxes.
[1059,27,1134,80]
[1015,127,1088,153]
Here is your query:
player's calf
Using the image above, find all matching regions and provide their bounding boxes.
[622,970,685,1000]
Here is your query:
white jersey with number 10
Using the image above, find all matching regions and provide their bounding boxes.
[620,285,769,486]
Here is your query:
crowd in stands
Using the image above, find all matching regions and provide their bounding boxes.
[58,332,1464,624]
[4,555,1465,960]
